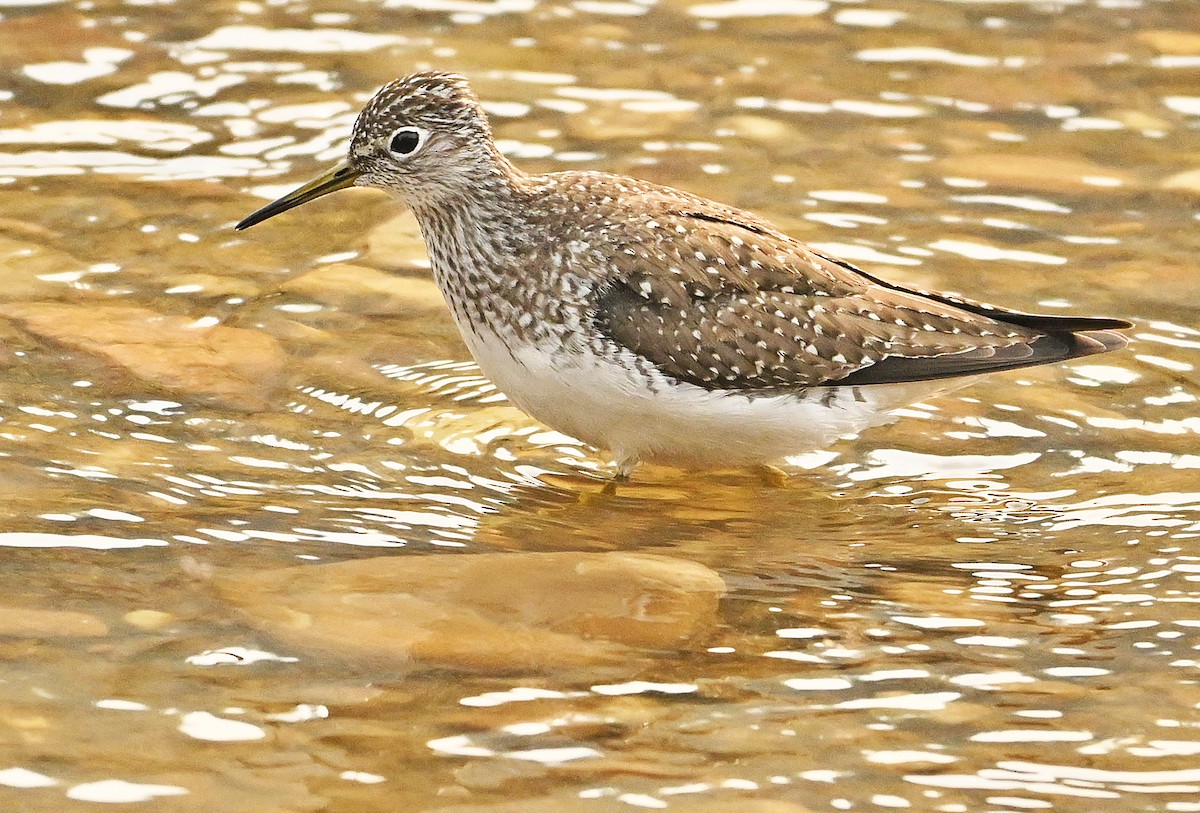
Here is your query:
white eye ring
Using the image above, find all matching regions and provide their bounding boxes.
[388,127,426,157]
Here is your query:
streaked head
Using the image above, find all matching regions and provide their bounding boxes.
[236,72,498,230]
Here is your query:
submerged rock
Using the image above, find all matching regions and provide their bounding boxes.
[280,262,446,316]
[938,154,1133,194]
[427,796,816,813]
[0,236,87,302]
[1136,29,1200,55]
[0,302,287,411]
[1162,168,1200,195]
[0,605,108,638]
[215,551,726,673]
[364,212,428,270]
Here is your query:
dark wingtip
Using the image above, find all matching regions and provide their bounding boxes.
[834,325,1132,387]
[987,313,1133,333]
[1070,328,1130,355]
[1068,316,1133,331]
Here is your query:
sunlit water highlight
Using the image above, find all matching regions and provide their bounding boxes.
[0,1,1198,812]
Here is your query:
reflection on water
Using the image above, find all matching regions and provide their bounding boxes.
[1,0,1198,811]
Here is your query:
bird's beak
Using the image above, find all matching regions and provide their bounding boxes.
[235,161,362,230]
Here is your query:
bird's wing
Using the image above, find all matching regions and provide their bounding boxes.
[591,192,1126,392]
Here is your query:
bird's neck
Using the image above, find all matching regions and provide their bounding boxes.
[409,160,553,346]
[410,159,529,278]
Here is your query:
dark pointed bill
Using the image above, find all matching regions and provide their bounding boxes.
[235,162,362,230]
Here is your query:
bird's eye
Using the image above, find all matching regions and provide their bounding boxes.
[389,128,424,156]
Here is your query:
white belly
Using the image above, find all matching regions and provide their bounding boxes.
[458,328,945,470]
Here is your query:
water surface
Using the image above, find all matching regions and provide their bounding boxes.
[1,1,1198,811]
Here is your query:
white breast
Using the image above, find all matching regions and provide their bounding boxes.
[457,324,944,471]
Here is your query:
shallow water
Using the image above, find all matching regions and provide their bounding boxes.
[1,0,1199,811]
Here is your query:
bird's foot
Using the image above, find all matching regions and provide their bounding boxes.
[598,466,632,496]
[588,456,638,496]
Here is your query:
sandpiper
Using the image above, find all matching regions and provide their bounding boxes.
[237,71,1130,480]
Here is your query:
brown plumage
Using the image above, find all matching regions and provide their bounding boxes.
[237,72,1132,478]
[576,178,1128,391]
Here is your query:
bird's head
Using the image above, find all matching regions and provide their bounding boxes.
[236,71,500,230]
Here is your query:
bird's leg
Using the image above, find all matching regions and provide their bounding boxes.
[580,456,639,500]
[598,467,631,497]
[614,455,639,482]
[594,455,636,494]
